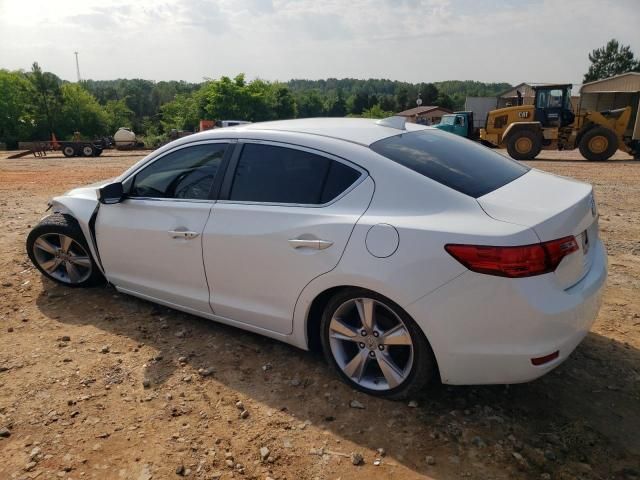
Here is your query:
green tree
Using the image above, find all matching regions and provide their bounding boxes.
[436,92,455,111]
[0,70,37,148]
[418,83,439,105]
[296,90,326,117]
[104,99,134,133]
[199,74,254,121]
[27,62,63,138]
[395,87,409,111]
[57,84,109,139]
[584,39,640,83]
[160,94,199,131]
[270,85,297,119]
[349,90,370,115]
[378,95,397,113]
[326,89,347,117]
[360,104,395,119]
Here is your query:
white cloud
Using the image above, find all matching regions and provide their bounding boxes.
[0,0,638,84]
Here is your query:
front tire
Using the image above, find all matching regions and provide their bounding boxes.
[27,213,104,287]
[320,288,436,399]
[579,127,618,161]
[506,129,542,160]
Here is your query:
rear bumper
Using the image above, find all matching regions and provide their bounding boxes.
[405,239,607,385]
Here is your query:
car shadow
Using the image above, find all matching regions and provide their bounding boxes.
[35,280,640,478]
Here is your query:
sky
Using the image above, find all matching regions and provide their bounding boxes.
[0,0,638,85]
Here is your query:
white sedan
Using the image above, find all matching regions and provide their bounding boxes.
[27,117,607,398]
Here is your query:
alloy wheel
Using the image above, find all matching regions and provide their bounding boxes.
[32,233,92,284]
[328,297,414,391]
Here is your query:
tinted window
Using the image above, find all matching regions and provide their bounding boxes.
[321,161,361,204]
[370,129,529,198]
[229,144,360,205]
[131,144,226,199]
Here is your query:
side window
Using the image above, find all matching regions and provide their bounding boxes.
[229,144,361,205]
[130,144,227,200]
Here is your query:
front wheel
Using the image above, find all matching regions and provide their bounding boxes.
[320,289,436,399]
[27,213,104,287]
[579,127,618,161]
[506,130,542,160]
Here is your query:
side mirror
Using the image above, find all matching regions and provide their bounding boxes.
[98,182,124,204]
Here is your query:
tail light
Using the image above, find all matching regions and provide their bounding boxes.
[445,236,579,278]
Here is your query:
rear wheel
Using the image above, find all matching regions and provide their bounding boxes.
[320,288,435,399]
[27,213,104,287]
[579,127,618,161]
[62,145,76,157]
[81,145,95,157]
[506,129,542,160]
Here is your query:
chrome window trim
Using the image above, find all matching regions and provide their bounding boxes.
[123,197,215,205]
[220,139,368,209]
[121,139,234,202]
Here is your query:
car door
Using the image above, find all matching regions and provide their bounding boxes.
[202,141,374,334]
[95,141,230,313]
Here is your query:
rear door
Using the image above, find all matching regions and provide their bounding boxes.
[202,141,374,334]
[96,141,230,312]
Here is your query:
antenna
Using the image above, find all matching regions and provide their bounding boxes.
[74,51,81,82]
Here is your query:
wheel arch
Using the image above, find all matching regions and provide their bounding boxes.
[575,122,597,148]
[502,121,543,143]
[305,285,353,352]
[303,284,442,382]
[48,197,104,275]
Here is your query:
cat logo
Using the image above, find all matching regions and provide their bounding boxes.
[518,111,529,119]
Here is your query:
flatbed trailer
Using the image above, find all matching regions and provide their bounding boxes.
[58,140,108,157]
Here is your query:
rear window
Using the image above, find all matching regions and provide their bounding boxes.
[370,129,529,198]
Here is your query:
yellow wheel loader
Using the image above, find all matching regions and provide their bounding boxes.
[480,84,639,161]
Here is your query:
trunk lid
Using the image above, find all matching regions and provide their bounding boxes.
[477,169,599,288]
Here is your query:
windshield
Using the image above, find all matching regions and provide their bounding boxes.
[440,116,455,126]
[370,129,529,198]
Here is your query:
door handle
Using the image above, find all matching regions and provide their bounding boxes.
[288,238,333,250]
[168,229,200,240]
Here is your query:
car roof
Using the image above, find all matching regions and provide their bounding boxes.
[211,117,429,146]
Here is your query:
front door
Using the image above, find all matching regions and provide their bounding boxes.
[96,142,229,313]
[202,142,374,334]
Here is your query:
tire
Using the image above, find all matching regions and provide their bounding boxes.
[320,288,436,399]
[62,145,76,158]
[27,213,104,288]
[506,129,542,160]
[579,127,618,161]
[81,145,95,157]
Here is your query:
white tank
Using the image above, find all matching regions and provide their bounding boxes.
[113,127,136,147]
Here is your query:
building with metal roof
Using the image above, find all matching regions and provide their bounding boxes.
[580,72,640,140]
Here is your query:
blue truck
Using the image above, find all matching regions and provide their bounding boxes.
[434,111,477,140]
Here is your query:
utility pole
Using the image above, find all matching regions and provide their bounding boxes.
[74,51,81,82]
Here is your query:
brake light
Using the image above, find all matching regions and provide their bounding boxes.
[445,236,579,278]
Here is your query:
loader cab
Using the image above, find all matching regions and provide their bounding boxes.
[533,84,575,128]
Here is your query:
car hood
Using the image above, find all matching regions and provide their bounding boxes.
[64,178,115,199]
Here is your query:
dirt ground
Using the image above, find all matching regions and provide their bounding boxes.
[0,149,639,480]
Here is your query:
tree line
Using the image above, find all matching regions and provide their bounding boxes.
[0,63,509,148]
